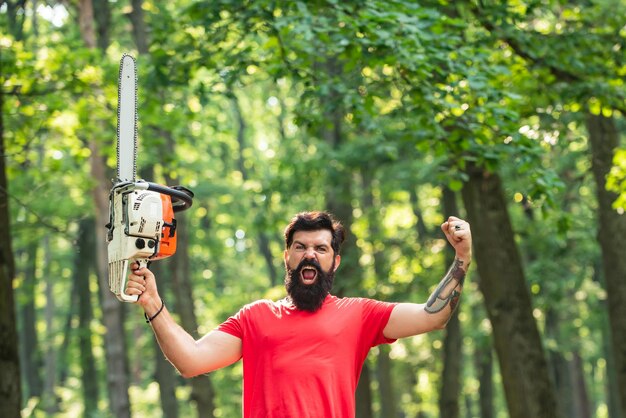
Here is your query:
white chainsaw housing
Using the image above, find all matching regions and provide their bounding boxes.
[107,182,164,302]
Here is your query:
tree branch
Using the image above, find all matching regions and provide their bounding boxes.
[0,184,74,236]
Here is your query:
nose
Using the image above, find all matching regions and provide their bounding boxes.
[303,247,316,259]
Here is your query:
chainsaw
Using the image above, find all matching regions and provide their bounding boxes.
[106,54,194,302]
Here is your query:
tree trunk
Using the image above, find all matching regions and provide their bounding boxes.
[154,336,180,418]
[90,139,133,418]
[77,0,97,49]
[92,0,112,52]
[355,363,374,418]
[57,292,77,388]
[586,113,626,416]
[475,340,494,418]
[228,91,278,285]
[546,308,592,418]
[5,0,26,41]
[149,262,180,418]
[545,309,570,417]
[328,168,372,415]
[87,120,132,417]
[75,0,133,415]
[128,0,150,54]
[17,244,43,401]
[0,56,21,417]
[409,187,431,242]
[376,345,396,418]
[41,237,59,413]
[464,394,474,418]
[126,0,190,404]
[439,187,462,418]
[150,122,216,418]
[570,351,591,418]
[169,214,216,416]
[75,218,100,416]
[58,234,79,390]
[361,169,397,418]
[313,54,375,415]
[17,1,42,406]
[461,165,562,418]
[600,290,623,418]
[257,232,278,286]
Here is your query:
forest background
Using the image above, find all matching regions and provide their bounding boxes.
[2,1,626,418]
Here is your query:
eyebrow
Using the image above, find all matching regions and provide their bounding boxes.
[293,240,330,248]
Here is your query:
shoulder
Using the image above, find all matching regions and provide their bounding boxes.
[236,298,287,318]
[329,295,396,311]
[240,298,279,311]
[243,298,277,308]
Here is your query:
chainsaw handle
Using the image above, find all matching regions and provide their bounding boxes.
[118,259,148,303]
[145,182,194,212]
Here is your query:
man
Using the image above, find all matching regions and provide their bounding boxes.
[127,211,471,417]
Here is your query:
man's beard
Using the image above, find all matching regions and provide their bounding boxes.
[285,258,335,312]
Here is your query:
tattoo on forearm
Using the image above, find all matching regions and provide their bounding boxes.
[424,258,467,314]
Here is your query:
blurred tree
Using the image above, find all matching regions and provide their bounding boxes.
[587,114,626,417]
[16,241,43,403]
[149,262,181,418]
[462,164,562,418]
[0,34,21,418]
[75,0,133,416]
[74,218,100,417]
[439,187,462,418]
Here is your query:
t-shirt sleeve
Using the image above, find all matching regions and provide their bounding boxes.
[216,309,244,339]
[360,298,398,347]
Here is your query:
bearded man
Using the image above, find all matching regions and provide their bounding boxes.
[127,211,472,418]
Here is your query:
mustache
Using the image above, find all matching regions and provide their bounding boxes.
[294,258,323,273]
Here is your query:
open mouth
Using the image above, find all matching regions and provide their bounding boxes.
[300,266,318,285]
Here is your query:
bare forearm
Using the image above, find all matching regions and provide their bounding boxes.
[143,299,242,377]
[143,302,202,377]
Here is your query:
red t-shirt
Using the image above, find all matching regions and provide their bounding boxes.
[217,295,397,418]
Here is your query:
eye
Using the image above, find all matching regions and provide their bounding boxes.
[316,246,328,254]
[294,243,305,251]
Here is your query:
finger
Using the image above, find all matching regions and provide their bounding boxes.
[131,266,149,277]
[446,216,463,228]
[125,284,144,296]
[442,216,461,231]
[127,275,147,288]
[127,278,146,290]
[446,222,470,241]
[126,277,147,295]
[442,221,459,235]
[448,219,469,232]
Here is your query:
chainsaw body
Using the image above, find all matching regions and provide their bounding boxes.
[107,181,191,302]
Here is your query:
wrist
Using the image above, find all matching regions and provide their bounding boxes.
[143,296,162,317]
[455,253,471,270]
[144,298,165,324]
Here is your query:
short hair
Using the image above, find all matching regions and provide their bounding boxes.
[284,211,346,255]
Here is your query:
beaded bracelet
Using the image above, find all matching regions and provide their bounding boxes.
[144,298,165,323]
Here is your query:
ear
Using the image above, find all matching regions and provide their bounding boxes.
[333,255,341,272]
[284,249,289,266]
